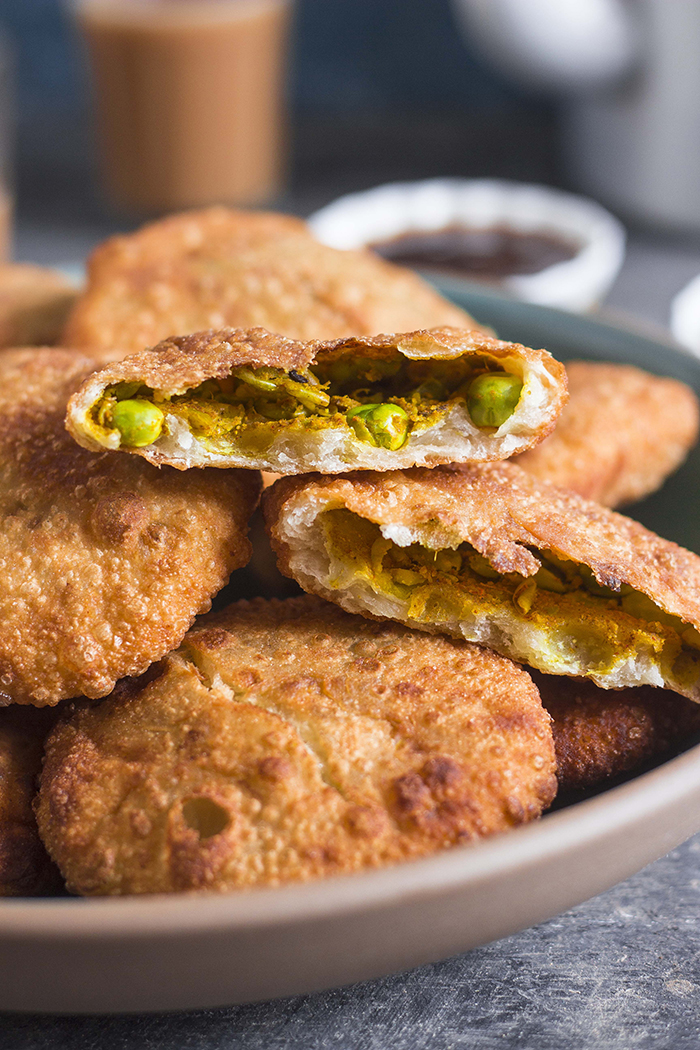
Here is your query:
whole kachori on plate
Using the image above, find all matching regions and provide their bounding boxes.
[0,705,64,896]
[61,208,482,359]
[516,361,699,507]
[36,596,556,896]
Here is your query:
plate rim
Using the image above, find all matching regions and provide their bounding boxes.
[4,731,700,938]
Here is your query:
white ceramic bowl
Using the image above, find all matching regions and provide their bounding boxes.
[308,179,626,313]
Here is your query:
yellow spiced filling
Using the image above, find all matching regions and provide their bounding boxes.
[88,353,524,453]
[321,508,700,686]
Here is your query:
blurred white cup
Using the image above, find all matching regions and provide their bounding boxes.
[451,0,700,232]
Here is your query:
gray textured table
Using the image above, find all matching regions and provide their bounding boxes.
[3,223,700,1048]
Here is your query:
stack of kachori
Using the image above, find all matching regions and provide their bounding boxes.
[1,207,697,897]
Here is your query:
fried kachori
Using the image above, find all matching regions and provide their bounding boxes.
[534,672,700,793]
[0,348,260,706]
[36,596,557,895]
[0,264,78,349]
[0,705,63,895]
[61,208,482,359]
[264,462,700,699]
[516,361,699,507]
[65,326,567,474]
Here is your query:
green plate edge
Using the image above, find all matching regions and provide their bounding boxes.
[433,279,700,556]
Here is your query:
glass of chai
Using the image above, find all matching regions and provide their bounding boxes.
[71,0,292,213]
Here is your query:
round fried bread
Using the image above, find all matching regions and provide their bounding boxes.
[36,596,557,895]
[0,705,63,895]
[516,361,699,507]
[0,348,260,705]
[61,207,481,359]
[533,672,700,793]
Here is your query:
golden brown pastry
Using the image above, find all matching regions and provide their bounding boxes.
[61,207,482,359]
[535,672,700,792]
[264,462,700,700]
[517,361,699,507]
[36,596,556,896]
[0,263,77,348]
[0,705,63,895]
[0,348,260,706]
[65,326,567,474]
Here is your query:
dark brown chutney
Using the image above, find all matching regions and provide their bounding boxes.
[371,225,579,281]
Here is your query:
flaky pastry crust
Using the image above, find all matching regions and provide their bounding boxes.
[0,348,260,705]
[264,462,700,698]
[61,207,481,359]
[517,361,699,507]
[66,326,567,473]
[36,596,556,896]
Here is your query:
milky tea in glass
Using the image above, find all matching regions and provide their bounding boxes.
[75,0,291,212]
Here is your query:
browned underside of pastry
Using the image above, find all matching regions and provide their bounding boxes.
[534,671,700,793]
[0,705,64,896]
[61,207,482,359]
[516,361,699,507]
[36,596,556,896]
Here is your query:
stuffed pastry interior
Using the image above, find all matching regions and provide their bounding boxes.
[86,352,526,456]
[317,509,700,696]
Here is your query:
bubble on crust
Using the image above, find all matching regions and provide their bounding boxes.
[181,797,230,839]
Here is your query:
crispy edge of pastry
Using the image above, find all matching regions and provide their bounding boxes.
[264,461,700,629]
[64,325,567,472]
[36,596,556,895]
[516,361,700,507]
[0,347,262,705]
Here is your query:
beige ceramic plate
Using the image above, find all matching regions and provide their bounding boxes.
[4,288,700,1014]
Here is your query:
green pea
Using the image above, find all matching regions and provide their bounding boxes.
[109,381,143,401]
[346,403,409,450]
[466,373,523,428]
[110,399,164,447]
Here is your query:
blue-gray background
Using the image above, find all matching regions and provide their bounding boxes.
[0,0,557,221]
